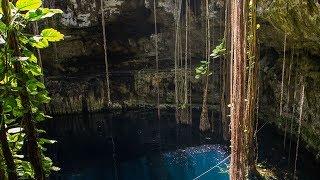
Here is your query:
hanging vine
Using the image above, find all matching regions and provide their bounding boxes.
[244,0,259,176]
[100,0,111,105]
[280,33,287,118]
[293,78,305,180]
[199,0,211,132]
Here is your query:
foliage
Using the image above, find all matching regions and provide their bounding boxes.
[0,0,63,178]
[195,41,226,79]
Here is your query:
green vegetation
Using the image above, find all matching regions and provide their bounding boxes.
[0,0,63,179]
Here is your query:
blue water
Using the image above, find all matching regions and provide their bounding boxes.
[52,144,229,180]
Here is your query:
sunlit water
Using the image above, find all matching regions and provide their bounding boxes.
[46,110,230,180]
[45,110,320,180]
[51,145,229,180]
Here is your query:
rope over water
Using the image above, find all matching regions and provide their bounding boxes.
[192,155,231,180]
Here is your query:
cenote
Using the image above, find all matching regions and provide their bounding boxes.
[43,110,320,180]
[44,110,230,180]
[2,0,320,179]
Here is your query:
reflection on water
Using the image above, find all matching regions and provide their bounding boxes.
[51,145,229,180]
[46,110,229,180]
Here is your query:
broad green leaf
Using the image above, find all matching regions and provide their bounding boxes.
[41,28,64,42]
[24,62,42,76]
[29,37,49,48]
[37,92,51,103]
[25,8,63,21]
[3,96,17,113]
[22,49,38,63]
[13,107,24,117]
[26,79,44,94]
[16,0,42,11]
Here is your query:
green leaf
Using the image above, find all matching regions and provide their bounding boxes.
[3,96,17,113]
[35,111,51,121]
[25,8,63,21]
[0,21,7,33]
[41,28,64,42]
[29,36,49,49]
[22,49,38,63]
[13,107,24,117]
[37,92,51,103]
[26,79,44,95]
[16,0,42,11]
[24,63,42,76]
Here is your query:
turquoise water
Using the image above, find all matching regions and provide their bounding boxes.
[47,111,230,180]
[52,144,229,180]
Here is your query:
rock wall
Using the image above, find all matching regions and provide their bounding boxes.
[40,0,320,157]
[43,0,224,114]
[259,45,320,158]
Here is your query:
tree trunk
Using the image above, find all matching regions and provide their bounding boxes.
[230,0,247,179]
[0,106,18,180]
[2,0,44,179]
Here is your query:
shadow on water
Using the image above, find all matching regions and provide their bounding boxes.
[44,109,229,180]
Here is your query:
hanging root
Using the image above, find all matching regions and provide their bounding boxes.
[279,33,287,117]
[199,0,211,132]
[293,78,305,180]
[100,0,112,105]
[153,0,160,119]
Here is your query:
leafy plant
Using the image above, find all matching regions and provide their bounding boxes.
[0,0,63,179]
[195,41,226,79]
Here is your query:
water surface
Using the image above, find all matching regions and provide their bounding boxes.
[46,110,229,180]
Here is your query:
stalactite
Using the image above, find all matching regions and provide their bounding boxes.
[199,0,211,132]
[100,0,111,105]
[293,78,305,180]
[230,0,247,178]
[280,33,287,117]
